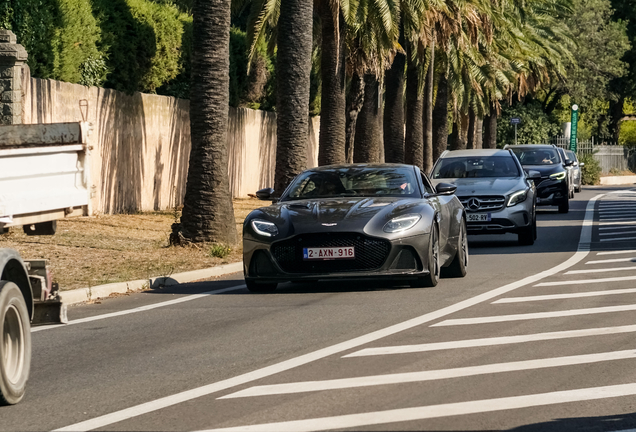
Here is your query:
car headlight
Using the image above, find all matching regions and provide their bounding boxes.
[251,219,278,237]
[383,214,422,233]
[507,189,528,207]
[550,172,566,181]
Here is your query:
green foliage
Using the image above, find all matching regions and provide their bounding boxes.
[619,121,636,146]
[579,153,601,185]
[497,101,562,146]
[209,243,231,259]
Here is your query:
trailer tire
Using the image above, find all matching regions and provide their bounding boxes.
[23,220,57,236]
[0,281,31,405]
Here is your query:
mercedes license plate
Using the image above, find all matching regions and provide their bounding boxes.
[467,213,491,222]
[303,247,355,260]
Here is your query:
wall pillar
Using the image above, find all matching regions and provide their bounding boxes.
[0,29,28,125]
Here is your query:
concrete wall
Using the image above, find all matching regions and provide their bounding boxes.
[21,68,319,214]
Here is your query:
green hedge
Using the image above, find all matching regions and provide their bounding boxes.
[580,153,601,185]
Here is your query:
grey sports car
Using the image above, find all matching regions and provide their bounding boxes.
[243,164,468,293]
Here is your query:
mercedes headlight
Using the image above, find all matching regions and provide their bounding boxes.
[507,189,528,207]
[251,219,278,237]
[383,214,422,233]
[550,172,566,181]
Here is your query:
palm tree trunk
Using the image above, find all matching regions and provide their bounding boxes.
[423,38,435,173]
[383,31,405,163]
[178,0,236,244]
[404,48,423,169]
[432,75,448,163]
[450,112,468,150]
[467,110,476,149]
[450,120,459,150]
[475,117,483,148]
[345,73,364,163]
[273,0,313,193]
[317,5,346,165]
[353,73,381,163]
[483,103,497,148]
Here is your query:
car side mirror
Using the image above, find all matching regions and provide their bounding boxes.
[565,160,574,167]
[255,187,275,200]
[526,170,542,182]
[579,162,585,168]
[435,183,457,195]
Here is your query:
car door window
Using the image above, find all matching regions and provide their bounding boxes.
[420,173,435,195]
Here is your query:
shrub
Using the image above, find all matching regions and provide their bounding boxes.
[580,153,601,185]
[497,101,562,147]
[209,244,231,259]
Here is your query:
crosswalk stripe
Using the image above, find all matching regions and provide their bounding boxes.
[535,275,636,286]
[600,236,636,242]
[493,287,636,302]
[203,383,636,432]
[600,225,636,231]
[344,324,636,357]
[586,257,636,264]
[599,231,636,236]
[431,304,636,326]
[599,221,636,226]
[220,350,636,399]
[597,250,636,255]
[566,266,636,274]
[600,217,635,222]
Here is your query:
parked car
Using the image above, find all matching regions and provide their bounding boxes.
[565,149,584,193]
[557,147,576,198]
[505,144,573,213]
[243,164,468,292]
[430,149,538,245]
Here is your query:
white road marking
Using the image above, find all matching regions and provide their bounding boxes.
[220,350,636,399]
[599,217,636,222]
[344,324,636,357]
[598,210,636,215]
[599,231,636,236]
[599,225,636,231]
[492,287,636,302]
[566,266,636,275]
[52,194,603,432]
[597,250,636,255]
[432,304,636,327]
[32,285,247,333]
[586,257,636,264]
[599,221,636,226]
[202,383,636,432]
[601,237,636,242]
[535,275,636,286]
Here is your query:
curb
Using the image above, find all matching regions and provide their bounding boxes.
[59,262,243,306]
[600,175,636,186]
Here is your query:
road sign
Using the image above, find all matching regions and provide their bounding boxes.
[570,105,579,152]
[510,117,521,124]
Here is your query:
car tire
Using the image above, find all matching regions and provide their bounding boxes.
[558,197,569,214]
[23,221,56,236]
[411,224,440,288]
[0,281,31,406]
[575,185,581,193]
[518,223,535,246]
[441,220,468,278]
[245,279,277,293]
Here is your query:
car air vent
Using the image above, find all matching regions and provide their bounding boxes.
[457,196,506,212]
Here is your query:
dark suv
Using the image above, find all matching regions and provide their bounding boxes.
[504,144,573,213]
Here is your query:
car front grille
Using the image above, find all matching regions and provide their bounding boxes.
[458,195,506,212]
[271,233,390,274]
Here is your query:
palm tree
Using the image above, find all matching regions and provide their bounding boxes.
[383,28,406,163]
[273,0,314,194]
[404,45,424,168]
[178,0,237,244]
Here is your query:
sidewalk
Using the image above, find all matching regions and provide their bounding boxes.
[60,261,243,305]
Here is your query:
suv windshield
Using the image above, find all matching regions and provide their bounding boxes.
[511,148,560,165]
[283,167,419,200]
[432,156,520,179]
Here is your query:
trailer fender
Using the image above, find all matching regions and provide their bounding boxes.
[0,249,33,320]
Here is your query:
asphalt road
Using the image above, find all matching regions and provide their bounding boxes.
[4,185,636,431]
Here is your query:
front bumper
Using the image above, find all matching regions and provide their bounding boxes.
[535,178,568,206]
[243,232,433,284]
[465,204,532,235]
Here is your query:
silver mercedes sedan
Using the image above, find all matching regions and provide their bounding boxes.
[430,149,539,245]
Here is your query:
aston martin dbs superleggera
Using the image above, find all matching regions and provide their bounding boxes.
[243,164,468,292]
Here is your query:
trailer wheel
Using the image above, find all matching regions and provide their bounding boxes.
[0,281,31,405]
[23,220,57,236]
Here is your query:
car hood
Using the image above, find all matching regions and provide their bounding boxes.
[248,197,427,236]
[521,164,566,177]
[431,177,523,196]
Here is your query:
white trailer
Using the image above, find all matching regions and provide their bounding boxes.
[0,122,91,234]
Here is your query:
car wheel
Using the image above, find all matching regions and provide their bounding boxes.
[441,220,468,278]
[575,185,581,193]
[0,281,31,405]
[411,224,440,288]
[518,222,535,246]
[245,280,278,293]
[558,197,569,214]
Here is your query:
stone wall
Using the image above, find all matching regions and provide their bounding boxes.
[21,69,319,214]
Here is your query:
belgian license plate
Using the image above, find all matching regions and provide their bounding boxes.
[303,247,355,260]
[467,213,491,222]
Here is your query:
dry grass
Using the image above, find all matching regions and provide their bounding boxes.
[0,199,265,290]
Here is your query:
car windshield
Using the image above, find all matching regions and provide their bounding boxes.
[282,167,419,200]
[511,148,560,165]
[431,156,520,179]
[566,150,577,162]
